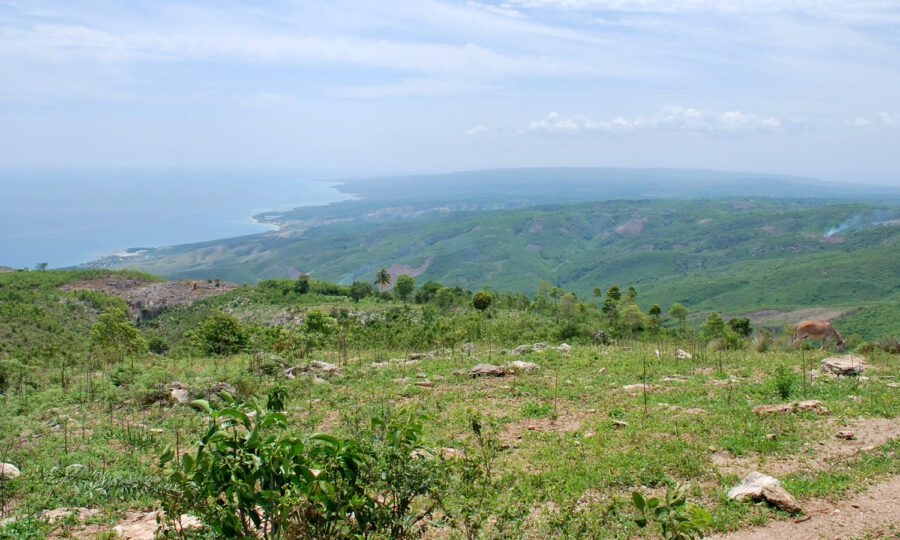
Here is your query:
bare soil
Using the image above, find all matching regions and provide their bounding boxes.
[712,416,900,477]
[61,277,238,318]
[708,474,900,540]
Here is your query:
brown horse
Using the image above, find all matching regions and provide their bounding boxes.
[793,320,846,352]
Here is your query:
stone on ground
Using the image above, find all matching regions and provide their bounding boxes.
[821,355,867,376]
[675,349,693,359]
[752,400,829,416]
[505,360,540,373]
[468,364,507,377]
[170,388,191,405]
[0,462,20,480]
[727,471,802,513]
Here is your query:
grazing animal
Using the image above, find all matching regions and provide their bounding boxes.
[793,320,846,352]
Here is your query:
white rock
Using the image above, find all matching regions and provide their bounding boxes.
[727,471,802,513]
[170,388,191,404]
[0,463,20,480]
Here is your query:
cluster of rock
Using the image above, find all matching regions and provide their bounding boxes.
[464,360,541,377]
[0,462,20,480]
[282,361,342,384]
[511,342,572,355]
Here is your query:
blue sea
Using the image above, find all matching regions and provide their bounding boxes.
[0,172,350,269]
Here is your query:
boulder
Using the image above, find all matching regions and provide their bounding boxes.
[170,388,191,405]
[370,361,389,368]
[468,364,507,377]
[511,344,531,356]
[821,356,867,376]
[208,382,236,397]
[533,342,548,350]
[752,400,829,416]
[309,361,341,376]
[460,342,475,352]
[0,463,20,480]
[555,343,572,352]
[675,349,693,359]
[727,471,802,513]
[505,361,540,373]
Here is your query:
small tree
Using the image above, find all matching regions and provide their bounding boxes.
[701,312,726,341]
[349,281,372,302]
[473,291,492,313]
[727,317,752,337]
[35,262,48,271]
[194,310,246,356]
[394,274,415,302]
[626,285,638,300]
[295,274,310,294]
[435,287,454,309]
[90,307,147,363]
[618,298,646,336]
[669,302,689,328]
[648,304,663,333]
[606,285,621,302]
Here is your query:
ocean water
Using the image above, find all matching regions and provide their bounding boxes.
[0,172,350,269]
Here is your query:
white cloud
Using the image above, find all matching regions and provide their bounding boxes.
[464,125,489,135]
[851,112,899,127]
[526,107,783,135]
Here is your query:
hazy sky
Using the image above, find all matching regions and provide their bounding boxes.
[1,0,899,183]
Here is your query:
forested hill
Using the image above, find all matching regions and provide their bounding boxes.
[99,198,900,315]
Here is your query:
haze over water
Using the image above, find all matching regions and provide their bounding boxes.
[0,173,349,269]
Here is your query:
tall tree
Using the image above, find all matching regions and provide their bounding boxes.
[375,268,392,292]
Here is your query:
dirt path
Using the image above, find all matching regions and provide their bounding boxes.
[708,474,900,540]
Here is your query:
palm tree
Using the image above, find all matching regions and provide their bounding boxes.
[375,268,392,291]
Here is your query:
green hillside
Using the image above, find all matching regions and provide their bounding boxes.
[107,198,900,316]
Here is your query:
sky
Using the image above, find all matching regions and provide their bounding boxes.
[1,0,899,184]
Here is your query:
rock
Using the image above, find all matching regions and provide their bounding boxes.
[836,431,856,440]
[821,356,867,376]
[752,400,829,416]
[660,375,689,383]
[415,380,433,387]
[64,463,87,474]
[281,366,305,379]
[452,369,465,376]
[208,381,236,397]
[888,383,900,389]
[393,378,409,384]
[408,352,427,360]
[555,343,572,352]
[310,361,341,376]
[621,346,632,351]
[416,372,428,378]
[170,388,191,405]
[468,364,507,377]
[533,342,548,350]
[0,463,20,480]
[39,507,100,523]
[612,420,629,427]
[765,433,777,440]
[370,361,389,368]
[114,511,202,540]
[727,472,802,513]
[511,344,531,355]
[461,342,475,352]
[505,360,540,373]
[622,383,659,393]
[400,359,420,366]
[675,349,693,359]
[312,376,328,384]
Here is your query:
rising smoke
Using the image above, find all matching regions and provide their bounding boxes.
[823,210,900,238]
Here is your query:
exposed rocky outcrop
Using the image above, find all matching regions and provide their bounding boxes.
[727,471,802,513]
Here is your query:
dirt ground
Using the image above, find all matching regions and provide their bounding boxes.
[708,474,900,540]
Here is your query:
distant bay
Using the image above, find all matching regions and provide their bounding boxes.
[0,172,350,269]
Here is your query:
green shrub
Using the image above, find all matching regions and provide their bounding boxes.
[632,481,711,540]
[192,310,246,356]
[159,396,446,538]
[772,365,798,399]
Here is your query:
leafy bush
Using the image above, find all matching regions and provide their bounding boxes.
[631,481,710,540]
[159,395,446,538]
[876,336,900,354]
[772,365,798,399]
[191,310,246,356]
[752,329,772,353]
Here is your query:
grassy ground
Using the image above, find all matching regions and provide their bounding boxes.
[2,336,898,538]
